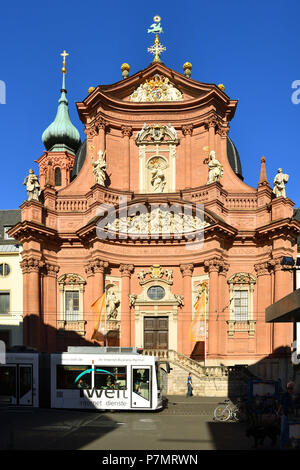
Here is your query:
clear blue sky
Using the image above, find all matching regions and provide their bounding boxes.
[1,0,300,209]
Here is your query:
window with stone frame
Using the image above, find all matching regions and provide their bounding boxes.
[227,272,256,337]
[58,274,85,323]
[233,289,248,321]
[65,290,80,321]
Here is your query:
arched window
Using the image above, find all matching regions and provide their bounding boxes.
[55,167,62,186]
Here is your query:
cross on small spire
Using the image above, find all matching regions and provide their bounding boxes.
[60,50,69,67]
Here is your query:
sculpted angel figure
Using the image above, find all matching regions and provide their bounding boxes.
[128,293,137,308]
[23,169,41,202]
[137,270,147,282]
[207,150,224,184]
[91,150,107,186]
[273,168,289,198]
[174,294,184,307]
[150,162,166,193]
[165,269,173,282]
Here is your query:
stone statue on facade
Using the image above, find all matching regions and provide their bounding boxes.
[23,169,41,202]
[272,168,289,198]
[174,294,184,307]
[207,150,224,184]
[91,150,107,186]
[165,269,173,282]
[128,293,137,308]
[106,289,120,319]
[150,162,166,192]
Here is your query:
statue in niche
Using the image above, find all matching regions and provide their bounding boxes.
[272,168,289,198]
[207,150,224,184]
[91,149,107,186]
[23,169,41,202]
[106,289,120,319]
[150,159,166,193]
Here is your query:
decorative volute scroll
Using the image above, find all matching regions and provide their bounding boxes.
[130,74,183,102]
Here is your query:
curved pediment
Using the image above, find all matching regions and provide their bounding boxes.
[76,63,237,122]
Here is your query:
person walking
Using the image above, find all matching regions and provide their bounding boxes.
[278,381,295,449]
[187,372,193,397]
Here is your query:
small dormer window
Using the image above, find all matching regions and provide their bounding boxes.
[3,226,13,240]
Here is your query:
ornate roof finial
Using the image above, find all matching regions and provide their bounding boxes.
[147,16,166,63]
[41,51,81,155]
[258,156,269,187]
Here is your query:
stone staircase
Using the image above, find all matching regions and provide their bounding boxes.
[143,349,251,397]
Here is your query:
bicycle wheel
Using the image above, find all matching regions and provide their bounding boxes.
[214,405,231,421]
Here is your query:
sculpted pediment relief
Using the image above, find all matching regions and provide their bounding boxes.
[130,74,183,103]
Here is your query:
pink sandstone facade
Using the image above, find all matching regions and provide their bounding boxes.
[10,62,300,369]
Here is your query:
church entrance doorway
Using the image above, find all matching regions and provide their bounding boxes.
[144,316,168,350]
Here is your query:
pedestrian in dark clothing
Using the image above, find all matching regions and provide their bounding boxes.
[187,372,193,397]
[278,381,295,449]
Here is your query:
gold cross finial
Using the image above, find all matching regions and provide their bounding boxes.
[60,50,69,73]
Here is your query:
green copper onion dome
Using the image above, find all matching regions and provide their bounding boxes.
[42,55,81,154]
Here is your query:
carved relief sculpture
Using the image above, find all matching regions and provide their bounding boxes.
[130,75,183,102]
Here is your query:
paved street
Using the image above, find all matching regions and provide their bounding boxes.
[0,396,279,451]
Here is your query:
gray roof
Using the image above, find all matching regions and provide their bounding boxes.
[0,210,21,245]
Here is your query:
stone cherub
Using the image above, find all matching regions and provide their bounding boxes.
[23,169,41,202]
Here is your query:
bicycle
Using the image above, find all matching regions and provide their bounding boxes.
[213,398,247,422]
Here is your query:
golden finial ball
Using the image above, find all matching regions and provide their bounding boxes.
[218,83,225,92]
[121,63,130,72]
[121,63,130,79]
[88,87,95,94]
[61,67,67,74]
[183,62,192,70]
[183,62,192,78]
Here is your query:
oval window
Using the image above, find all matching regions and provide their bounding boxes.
[147,285,165,300]
[0,263,10,276]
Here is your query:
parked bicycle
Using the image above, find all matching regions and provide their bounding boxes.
[213,398,247,422]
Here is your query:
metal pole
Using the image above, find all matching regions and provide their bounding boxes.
[204,290,207,367]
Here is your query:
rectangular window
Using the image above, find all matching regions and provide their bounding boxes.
[0,292,10,314]
[65,291,79,321]
[234,290,248,321]
[94,366,127,390]
[56,365,91,390]
[133,368,150,401]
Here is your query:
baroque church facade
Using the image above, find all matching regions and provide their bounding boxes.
[10,52,300,372]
